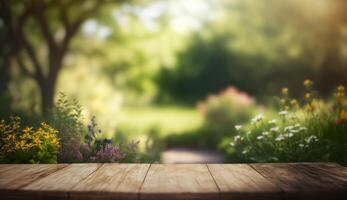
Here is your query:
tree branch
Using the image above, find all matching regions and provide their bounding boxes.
[17,6,45,80]
[0,0,39,80]
[50,1,106,80]
[34,2,57,53]
[61,1,104,52]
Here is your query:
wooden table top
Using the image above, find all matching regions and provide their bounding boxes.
[0,163,347,200]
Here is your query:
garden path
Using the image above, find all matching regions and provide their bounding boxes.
[161,147,224,163]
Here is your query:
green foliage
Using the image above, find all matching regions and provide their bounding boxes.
[164,130,203,148]
[158,34,245,102]
[198,87,257,147]
[0,116,60,164]
[138,126,165,163]
[49,92,85,162]
[81,116,139,163]
[223,81,347,164]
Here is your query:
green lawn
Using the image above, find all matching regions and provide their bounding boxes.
[118,106,203,139]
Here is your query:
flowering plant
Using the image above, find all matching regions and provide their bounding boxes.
[0,117,60,163]
[226,111,327,162]
[224,80,347,164]
[81,116,139,163]
[49,92,85,163]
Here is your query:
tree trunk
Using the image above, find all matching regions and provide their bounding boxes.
[318,50,340,94]
[317,26,345,94]
[38,50,63,117]
[39,79,56,118]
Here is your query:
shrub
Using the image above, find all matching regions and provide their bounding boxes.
[49,92,85,162]
[223,80,347,164]
[139,126,165,163]
[198,86,257,146]
[0,116,60,163]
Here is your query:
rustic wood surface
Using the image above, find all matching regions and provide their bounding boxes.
[140,164,219,200]
[0,163,347,200]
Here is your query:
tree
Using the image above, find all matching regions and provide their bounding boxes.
[0,0,115,116]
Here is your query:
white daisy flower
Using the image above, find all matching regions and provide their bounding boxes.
[234,135,241,141]
[251,114,264,123]
[284,126,294,132]
[235,125,242,131]
[262,131,269,136]
[290,129,299,134]
[305,135,318,143]
[270,127,279,132]
[268,119,277,124]
[299,127,307,131]
[275,135,285,141]
[257,135,264,140]
[288,115,297,120]
[278,110,288,116]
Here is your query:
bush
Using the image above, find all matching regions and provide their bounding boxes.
[198,86,257,146]
[223,80,347,164]
[49,92,85,162]
[139,126,165,163]
[0,116,60,163]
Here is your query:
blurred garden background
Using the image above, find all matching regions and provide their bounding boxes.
[0,0,347,164]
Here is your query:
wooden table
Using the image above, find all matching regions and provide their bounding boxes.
[1,163,347,200]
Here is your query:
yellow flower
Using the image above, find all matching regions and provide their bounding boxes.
[335,92,344,98]
[341,110,347,121]
[304,103,312,111]
[282,88,289,95]
[290,99,298,107]
[342,99,347,107]
[337,85,345,92]
[15,140,26,150]
[22,127,32,133]
[305,93,312,99]
[303,79,313,88]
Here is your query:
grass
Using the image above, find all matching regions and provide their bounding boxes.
[117,106,203,139]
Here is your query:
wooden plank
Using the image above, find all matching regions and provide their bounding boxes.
[294,163,347,182]
[140,164,220,200]
[208,164,282,200]
[251,163,347,200]
[11,164,101,200]
[0,164,67,190]
[70,163,150,200]
[0,164,21,173]
[0,164,67,200]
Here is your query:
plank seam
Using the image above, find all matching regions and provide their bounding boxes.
[206,164,221,200]
[67,163,105,200]
[248,164,286,200]
[17,164,69,190]
[138,163,151,200]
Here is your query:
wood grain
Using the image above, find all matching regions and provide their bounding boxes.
[0,164,67,190]
[140,164,220,200]
[0,164,22,173]
[0,164,67,200]
[13,164,101,200]
[251,163,347,200]
[208,164,282,200]
[1,163,347,200]
[70,163,150,200]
